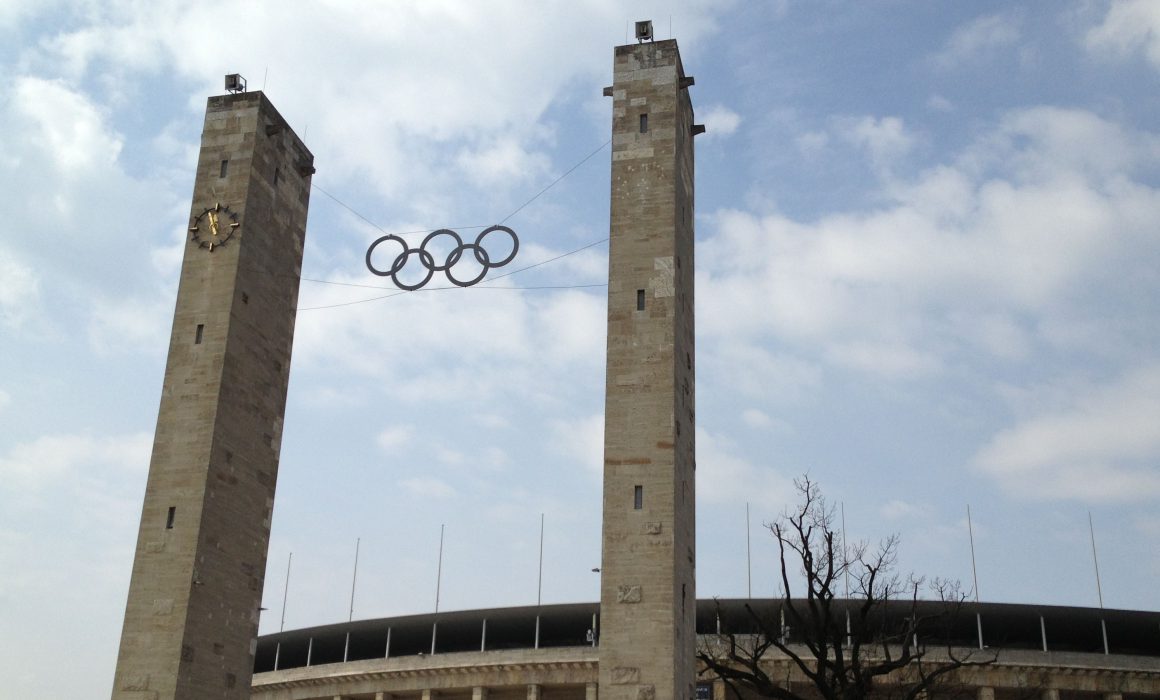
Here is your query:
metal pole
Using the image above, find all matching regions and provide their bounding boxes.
[967,505,981,603]
[482,618,487,652]
[432,524,444,655]
[306,637,313,667]
[274,551,292,671]
[1040,615,1047,652]
[841,502,851,648]
[1089,512,1105,608]
[1089,512,1109,654]
[344,538,360,663]
[841,502,850,600]
[385,627,391,659]
[746,502,752,599]
[536,513,544,649]
[968,505,984,650]
[537,513,545,606]
[349,538,361,622]
[279,552,292,633]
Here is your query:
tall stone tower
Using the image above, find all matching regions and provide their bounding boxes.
[600,33,699,700]
[112,89,313,699]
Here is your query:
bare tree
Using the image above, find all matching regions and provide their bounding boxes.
[697,476,994,700]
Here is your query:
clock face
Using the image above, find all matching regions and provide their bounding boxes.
[189,203,240,251]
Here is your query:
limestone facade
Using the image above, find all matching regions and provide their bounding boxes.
[112,91,313,699]
[599,37,699,700]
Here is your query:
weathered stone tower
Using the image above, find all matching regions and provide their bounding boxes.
[600,34,699,700]
[112,89,313,699]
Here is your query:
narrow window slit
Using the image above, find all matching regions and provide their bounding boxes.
[166,507,176,529]
[634,485,643,510]
[639,114,648,133]
[195,324,204,344]
[636,289,645,311]
[220,160,229,178]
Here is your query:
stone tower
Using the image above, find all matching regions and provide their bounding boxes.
[112,89,313,699]
[600,35,699,700]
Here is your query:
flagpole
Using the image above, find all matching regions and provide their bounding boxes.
[344,537,360,662]
[841,502,851,648]
[746,502,752,599]
[536,513,545,649]
[432,524,445,654]
[274,551,292,671]
[1089,512,1109,654]
[968,504,983,650]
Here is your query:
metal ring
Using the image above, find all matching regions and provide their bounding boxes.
[366,234,410,277]
[420,229,464,272]
[364,226,520,290]
[445,243,490,287]
[475,225,518,267]
[388,248,436,291]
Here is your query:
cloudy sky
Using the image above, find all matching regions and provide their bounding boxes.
[3,0,1160,695]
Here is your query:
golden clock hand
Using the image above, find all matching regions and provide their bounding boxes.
[208,210,220,237]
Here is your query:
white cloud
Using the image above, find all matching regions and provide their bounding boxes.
[927,95,954,112]
[741,408,773,429]
[551,413,604,476]
[701,104,741,137]
[456,136,552,188]
[837,115,915,170]
[973,365,1160,502]
[24,0,726,201]
[9,77,122,176]
[933,13,1021,69]
[824,340,941,378]
[401,476,457,499]
[0,431,151,493]
[880,499,933,521]
[1085,0,1160,71]
[0,250,39,328]
[699,107,1160,382]
[376,424,415,451]
[977,106,1160,184]
[87,293,172,355]
[795,129,829,156]
[703,340,821,401]
[696,427,792,506]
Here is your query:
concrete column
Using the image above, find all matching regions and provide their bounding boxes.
[422,691,433,700]
[976,688,995,700]
[714,679,727,700]
[473,688,489,700]
[527,684,542,700]
[586,682,598,700]
[1041,691,1060,700]
[1104,695,1123,700]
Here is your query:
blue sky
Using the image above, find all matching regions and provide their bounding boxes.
[2,1,1160,696]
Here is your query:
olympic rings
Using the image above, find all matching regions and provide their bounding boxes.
[365,225,519,290]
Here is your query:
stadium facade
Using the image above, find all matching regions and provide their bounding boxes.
[247,600,1160,698]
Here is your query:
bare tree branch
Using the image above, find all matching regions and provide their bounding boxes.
[697,476,996,700]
